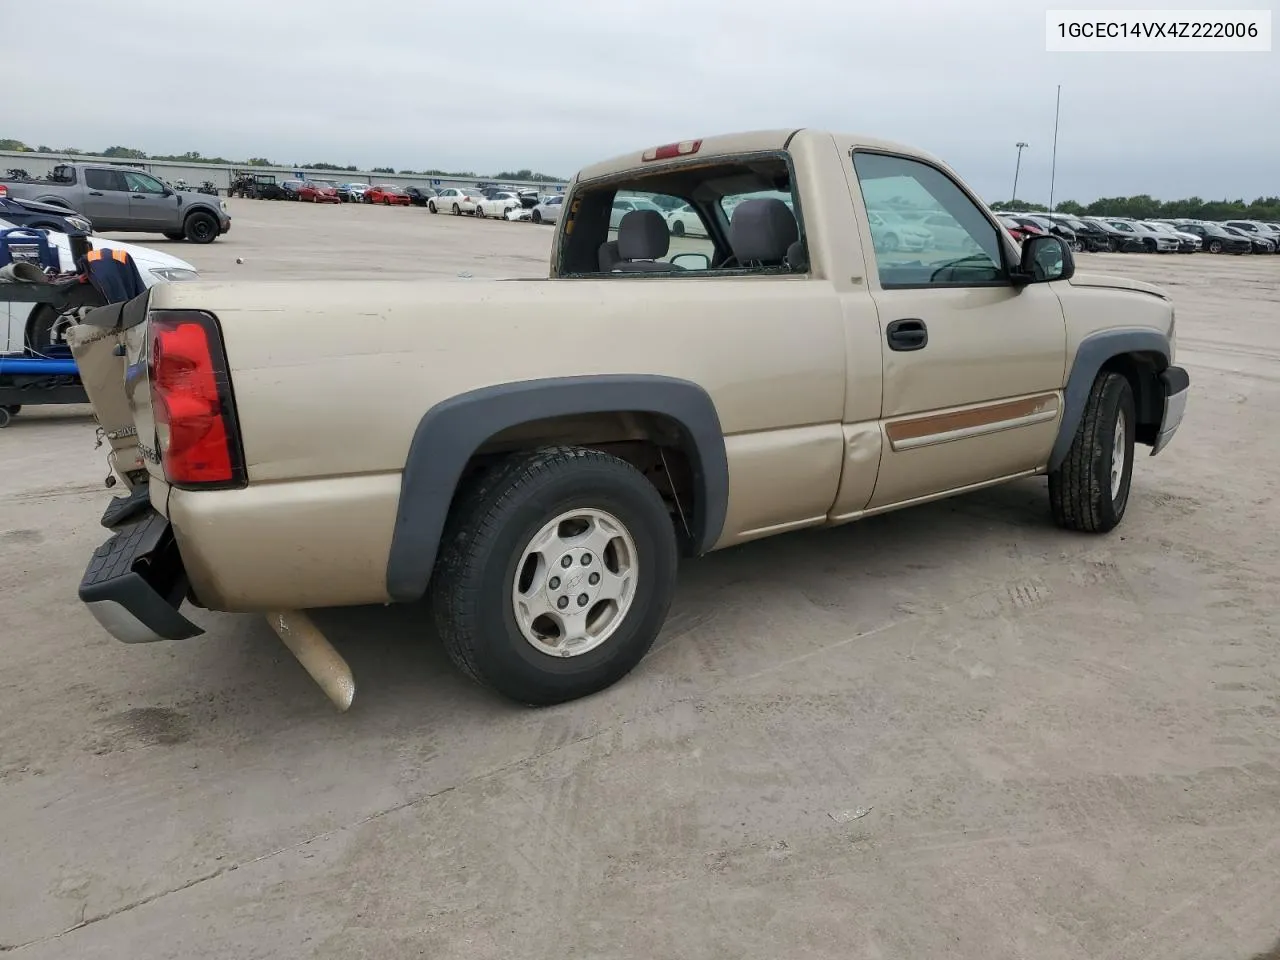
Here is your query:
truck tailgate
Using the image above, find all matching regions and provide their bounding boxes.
[66,291,165,495]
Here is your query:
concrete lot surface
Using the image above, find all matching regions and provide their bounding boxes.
[1,200,1278,959]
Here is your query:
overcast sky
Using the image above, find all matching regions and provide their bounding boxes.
[6,0,1276,203]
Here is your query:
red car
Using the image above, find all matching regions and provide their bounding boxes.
[998,215,1046,243]
[297,180,341,204]
[366,184,411,206]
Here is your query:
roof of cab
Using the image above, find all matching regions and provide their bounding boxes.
[572,128,947,183]
[575,129,801,182]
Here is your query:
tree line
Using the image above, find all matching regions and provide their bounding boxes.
[990,195,1280,221]
[0,139,565,183]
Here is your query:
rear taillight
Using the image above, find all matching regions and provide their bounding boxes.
[148,309,245,489]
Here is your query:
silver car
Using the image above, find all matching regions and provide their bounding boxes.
[867,210,933,252]
[530,195,563,225]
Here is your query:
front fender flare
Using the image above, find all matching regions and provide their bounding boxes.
[1050,328,1170,471]
[385,375,729,603]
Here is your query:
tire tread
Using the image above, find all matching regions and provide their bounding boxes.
[1049,371,1129,532]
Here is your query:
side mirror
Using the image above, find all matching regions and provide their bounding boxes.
[670,252,710,271]
[1012,234,1073,285]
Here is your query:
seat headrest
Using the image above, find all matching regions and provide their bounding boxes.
[617,209,670,260]
[729,198,799,265]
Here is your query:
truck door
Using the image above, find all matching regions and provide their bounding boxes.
[849,150,1068,508]
[82,169,132,229]
[122,171,178,230]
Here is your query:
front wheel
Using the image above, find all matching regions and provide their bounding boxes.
[1048,371,1135,533]
[531,209,542,224]
[671,219,685,237]
[26,282,107,354]
[183,211,219,243]
[429,201,437,213]
[474,205,485,219]
[431,446,679,705]
[1208,240,1223,254]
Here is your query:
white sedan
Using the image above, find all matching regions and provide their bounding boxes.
[429,187,484,215]
[2,217,199,355]
[530,195,563,225]
[664,202,708,238]
[474,191,522,219]
[609,196,668,230]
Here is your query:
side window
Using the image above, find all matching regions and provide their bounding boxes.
[123,172,166,194]
[852,152,1003,288]
[85,169,127,191]
[605,191,715,270]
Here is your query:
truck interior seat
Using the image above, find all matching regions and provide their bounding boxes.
[612,210,679,272]
[727,198,799,268]
[597,239,621,272]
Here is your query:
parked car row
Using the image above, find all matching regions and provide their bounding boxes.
[239,177,568,221]
[998,211,1280,255]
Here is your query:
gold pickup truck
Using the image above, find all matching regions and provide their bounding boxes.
[69,129,1188,710]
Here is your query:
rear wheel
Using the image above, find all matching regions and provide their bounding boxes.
[452,203,461,216]
[431,446,678,705]
[1048,371,1135,533]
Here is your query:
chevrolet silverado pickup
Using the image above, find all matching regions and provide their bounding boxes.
[0,163,230,243]
[66,129,1188,710]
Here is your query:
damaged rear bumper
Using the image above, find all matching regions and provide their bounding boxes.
[79,508,204,644]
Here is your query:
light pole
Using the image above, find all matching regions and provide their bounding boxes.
[1011,141,1029,205]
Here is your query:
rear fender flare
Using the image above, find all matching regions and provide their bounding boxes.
[385,375,729,602]
[1050,328,1170,471]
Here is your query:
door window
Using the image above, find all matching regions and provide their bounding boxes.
[85,169,128,191]
[123,171,166,194]
[852,152,1004,288]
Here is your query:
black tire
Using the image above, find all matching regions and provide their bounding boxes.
[0,407,11,428]
[531,209,542,224]
[883,232,900,252]
[26,283,108,354]
[452,203,461,216]
[431,446,679,705]
[163,230,185,241]
[1048,371,1135,533]
[1208,239,1223,254]
[429,201,437,213]
[183,211,219,244]
[474,205,485,219]
[671,219,685,238]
